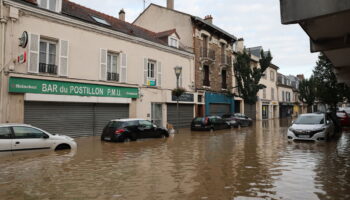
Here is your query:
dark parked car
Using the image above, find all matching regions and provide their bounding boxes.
[337,111,350,127]
[191,116,230,131]
[222,113,253,127]
[101,119,169,142]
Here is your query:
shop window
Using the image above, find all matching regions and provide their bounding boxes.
[107,52,119,81]
[39,39,57,75]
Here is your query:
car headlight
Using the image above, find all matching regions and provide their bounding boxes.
[288,128,295,132]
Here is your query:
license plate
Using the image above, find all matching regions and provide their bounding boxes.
[104,137,111,141]
[298,135,310,139]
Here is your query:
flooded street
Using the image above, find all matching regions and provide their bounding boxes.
[1,119,350,200]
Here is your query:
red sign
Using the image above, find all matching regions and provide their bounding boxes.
[18,51,26,64]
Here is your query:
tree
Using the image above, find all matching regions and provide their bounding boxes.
[298,77,317,112]
[312,54,349,111]
[234,49,273,105]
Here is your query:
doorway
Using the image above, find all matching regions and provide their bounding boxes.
[151,103,163,127]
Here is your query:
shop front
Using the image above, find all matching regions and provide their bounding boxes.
[8,77,138,137]
[167,93,195,129]
[280,102,294,118]
[205,92,235,116]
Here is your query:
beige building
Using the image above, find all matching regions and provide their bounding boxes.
[134,1,238,117]
[277,73,294,118]
[0,0,196,137]
[248,47,279,120]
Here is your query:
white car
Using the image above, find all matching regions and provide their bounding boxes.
[0,124,77,153]
[287,113,335,141]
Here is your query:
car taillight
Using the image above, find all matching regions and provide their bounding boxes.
[115,129,125,135]
[204,117,209,124]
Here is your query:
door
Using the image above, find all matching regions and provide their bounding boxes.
[151,103,163,127]
[138,120,157,138]
[167,104,194,129]
[0,127,13,152]
[262,105,269,119]
[94,104,129,136]
[11,126,52,152]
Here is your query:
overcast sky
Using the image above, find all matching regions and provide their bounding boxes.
[71,0,318,77]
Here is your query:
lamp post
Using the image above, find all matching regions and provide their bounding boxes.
[174,66,182,132]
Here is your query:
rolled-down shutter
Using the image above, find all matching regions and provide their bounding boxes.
[120,53,127,83]
[100,49,107,81]
[144,58,148,85]
[28,33,40,73]
[59,40,69,76]
[157,61,162,87]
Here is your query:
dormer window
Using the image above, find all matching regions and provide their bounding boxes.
[169,37,179,48]
[38,0,62,12]
[91,16,111,26]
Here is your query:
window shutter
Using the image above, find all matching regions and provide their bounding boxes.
[120,53,127,83]
[28,33,40,73]
[144,58,148,85]
[179,72,183,87]
[157,61,162,87]
[100,49,107,81]
[59,40,69,76]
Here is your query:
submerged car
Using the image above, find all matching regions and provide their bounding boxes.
[191,116,230,131]
[222,113,253,127]
[287,113,335,141]
[337,111,350,127]
[0,124,77,153]
[101,119,169,142]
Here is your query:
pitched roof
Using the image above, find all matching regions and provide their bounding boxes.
[19,0,189,52]
[135,4,237,42]
[155,29,180,39]
[247,46,263,58]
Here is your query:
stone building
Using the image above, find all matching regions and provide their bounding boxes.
[133,0,238,117]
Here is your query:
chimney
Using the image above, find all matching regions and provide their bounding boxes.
[236,38,244,53]
[204,15,213,24]
[167,0,174,9]
[119,9,125,21]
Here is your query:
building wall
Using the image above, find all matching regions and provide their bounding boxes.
[277,86,294,102]
[133,5,194,52]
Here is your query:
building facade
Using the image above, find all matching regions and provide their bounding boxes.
[0,0,196,136]
[133,1,237,117]
[277,73,294,118]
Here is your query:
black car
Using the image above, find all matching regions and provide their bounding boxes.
[101,119,169,142]
[222,113,253,127]
[191,116,230,131]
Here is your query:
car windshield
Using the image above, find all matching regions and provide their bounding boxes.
[337,112,346,118]
[193,117,204,122]
[294,115,325,125]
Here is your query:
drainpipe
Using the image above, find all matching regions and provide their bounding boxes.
[0,0,6,123]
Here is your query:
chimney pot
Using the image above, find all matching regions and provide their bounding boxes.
[204,15,213,24]
[119,9,125,21]
[167,0,174,10]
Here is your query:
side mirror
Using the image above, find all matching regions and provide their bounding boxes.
[43,134,49,139]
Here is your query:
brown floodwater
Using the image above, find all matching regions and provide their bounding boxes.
[1,119,350,200]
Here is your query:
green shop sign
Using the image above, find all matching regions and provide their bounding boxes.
[9,77,139,99]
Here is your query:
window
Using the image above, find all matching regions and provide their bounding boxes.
[13,127,47,139]
[91,16,111,26]
[147,60,156,79]
[39,40,57,74]
[107,53,119,81]
[169,37,178,48]
[0,127,12,139]
[271,88,275,100]
[203,65,210,86]
[282,91,285,102]
[263,88,266,99]
[139,120,153,129]
[198,95,203,103]
[38,0,60,12]
[270,71,275,81]
[221,69,227,89]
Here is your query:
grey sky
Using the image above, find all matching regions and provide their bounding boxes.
[71,0,318,77]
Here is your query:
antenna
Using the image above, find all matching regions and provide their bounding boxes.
[143,0,146,9]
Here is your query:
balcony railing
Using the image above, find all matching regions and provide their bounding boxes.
[39,63,57,74]
[200,47,216,60]
[203,79,210,87]
[221,55,232,66]
[107,72,119,82]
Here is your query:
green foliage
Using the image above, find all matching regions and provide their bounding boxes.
[172,87,186,98]
[233,49,273,105]
[298,77,317,107]
[312,54,350,109]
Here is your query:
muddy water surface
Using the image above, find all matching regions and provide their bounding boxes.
[1,119,350,200]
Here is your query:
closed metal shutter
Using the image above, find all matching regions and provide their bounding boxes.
[24,102,129,137]
[210,103,230,116]
[24,102,94,137]
[167,104,194,128]
[94,104,129,135]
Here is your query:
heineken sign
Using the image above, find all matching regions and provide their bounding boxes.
[9,77,139,99]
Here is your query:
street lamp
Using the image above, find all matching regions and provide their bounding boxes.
[174,66,182,132]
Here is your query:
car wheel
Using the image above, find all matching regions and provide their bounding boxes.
[210,127,214,131]
[124,137,131,142]
[55,144,71,151]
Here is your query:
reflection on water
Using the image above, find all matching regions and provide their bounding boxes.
[0,120,350,200]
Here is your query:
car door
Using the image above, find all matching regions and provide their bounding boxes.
[217,117,227,129]
[11,126,53,152]
[138,120,157,138]
[0,127,13,153]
